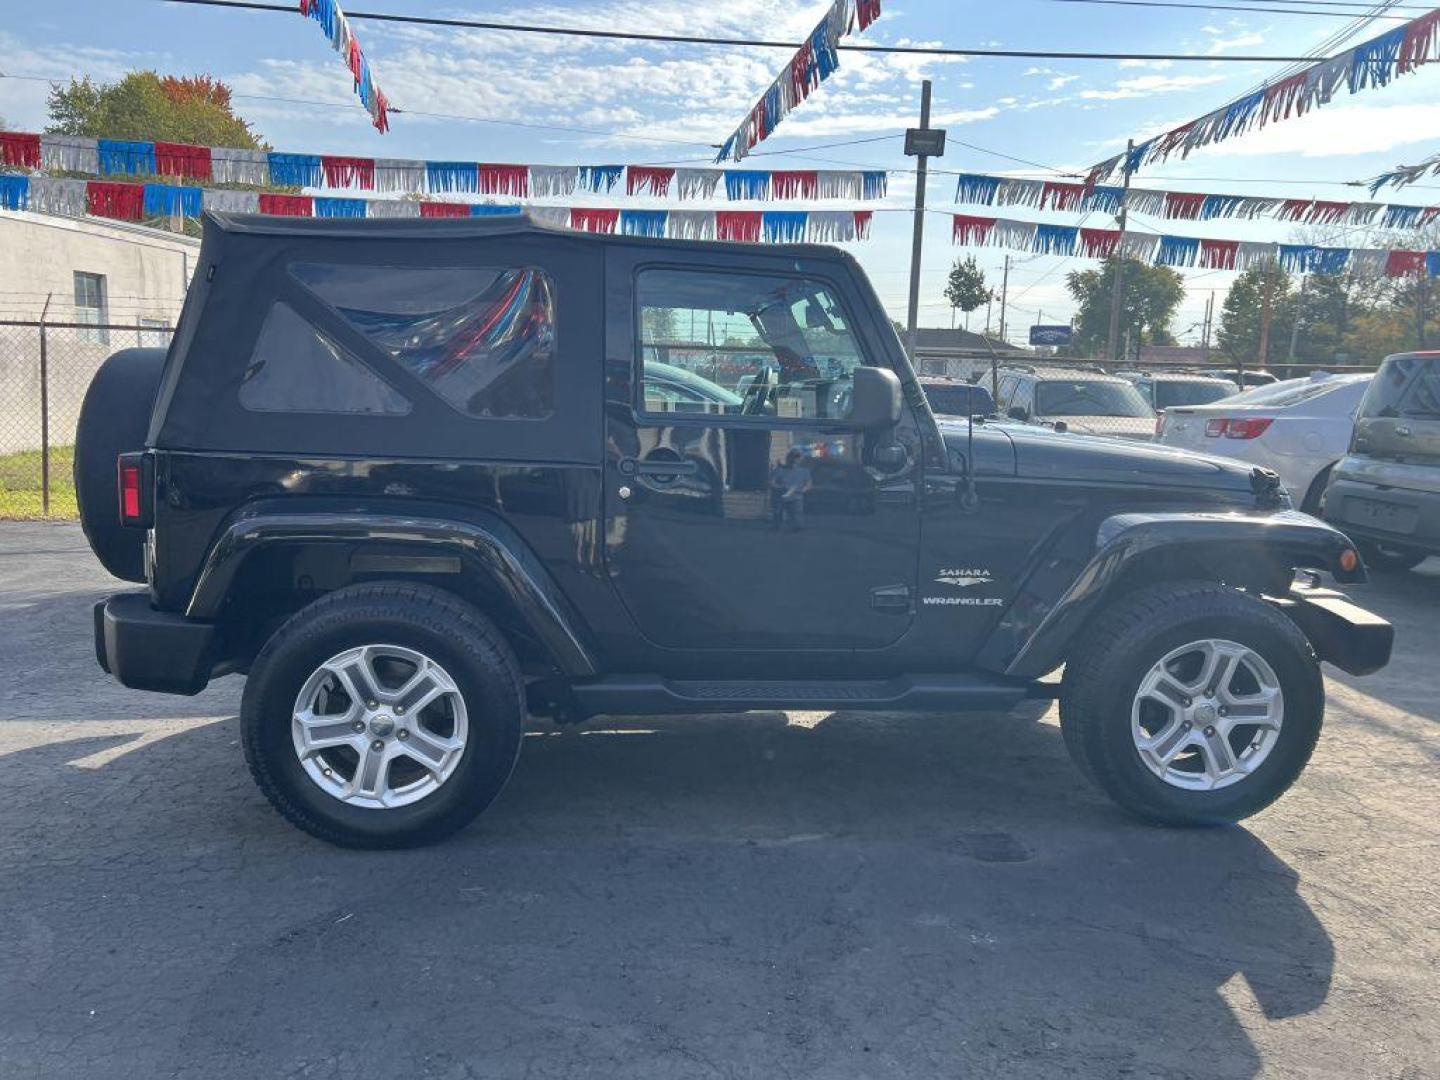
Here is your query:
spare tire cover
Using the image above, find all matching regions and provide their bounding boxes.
[74,348,166,582]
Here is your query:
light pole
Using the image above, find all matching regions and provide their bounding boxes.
[903,80,946,359]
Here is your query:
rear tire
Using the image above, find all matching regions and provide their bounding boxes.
[242,583,524,848]
[1356,539,1427,574]
[74,348,166,581]
[1059,581,1323,826]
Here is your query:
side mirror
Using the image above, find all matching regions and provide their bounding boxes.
[850,365,903,429]
[1008,405,1029,422]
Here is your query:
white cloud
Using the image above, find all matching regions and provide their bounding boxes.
[1117,59,1174,70]
[1206,31,1266,55]
[1078,74,1227,101]
[1047,75,1079,90]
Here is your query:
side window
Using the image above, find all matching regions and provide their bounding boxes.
[240,302,410,415]
[635,268,868,421]
[74,271,108,345]
[995,376,1017,411]
[292,263,556,419]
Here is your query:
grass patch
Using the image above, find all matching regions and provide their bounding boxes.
[0,445,78,520]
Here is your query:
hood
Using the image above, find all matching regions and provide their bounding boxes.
[946,420,1262,494]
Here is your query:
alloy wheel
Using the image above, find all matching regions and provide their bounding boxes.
[291,644,469,809]
[1130,638,1285,791]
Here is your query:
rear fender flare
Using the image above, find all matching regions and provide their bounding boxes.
[186,500,597,677]
[1000,510,1363,679]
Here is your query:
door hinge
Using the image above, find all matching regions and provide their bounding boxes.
[870,584,912,614]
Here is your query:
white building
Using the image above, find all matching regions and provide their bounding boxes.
[0,210,198,453]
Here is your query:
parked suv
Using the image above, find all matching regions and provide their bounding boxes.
[77,212,1391,847]
[1323,351,1440,571]
[994,367,1156,439]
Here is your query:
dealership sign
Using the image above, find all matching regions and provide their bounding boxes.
[1029,324,1073,346]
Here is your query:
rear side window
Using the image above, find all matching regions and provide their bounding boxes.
[292,263,556,420]
[240,302,410,415]
[1362,356,1440,420]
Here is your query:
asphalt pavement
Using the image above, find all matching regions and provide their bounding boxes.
[0,522,1435,1079]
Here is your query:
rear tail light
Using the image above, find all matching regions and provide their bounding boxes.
[1204,417,1273,440]
[116,451,153,528]
[1225,418,1273,440]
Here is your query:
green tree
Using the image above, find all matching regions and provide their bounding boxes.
[1064,257,1185,358]
[1217,264,1295,366]
[944,256,992,329]
[47,71,262,148]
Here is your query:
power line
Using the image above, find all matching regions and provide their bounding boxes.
[159,0,1345,62]
[1042,0,1411,18]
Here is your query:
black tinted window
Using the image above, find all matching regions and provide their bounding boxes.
[240,302,410,416]
[924,384,995,416]
[1362,356,1440,420]
[293,263,556,419]
[1153,380,1238,409]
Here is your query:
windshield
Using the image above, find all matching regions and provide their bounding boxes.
[1036,379,1153,418]
[1361,355,1440,420]
[1153,380,1238,409]
[924,384,995,416]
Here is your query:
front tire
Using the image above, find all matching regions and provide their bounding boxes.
[242,583,524,848]
[1059,581,1323,826]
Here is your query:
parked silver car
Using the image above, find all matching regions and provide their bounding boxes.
[1323,352,1440,572]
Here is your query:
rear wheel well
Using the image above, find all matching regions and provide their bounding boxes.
[214,542,556,677]
[1301,463,1336,516]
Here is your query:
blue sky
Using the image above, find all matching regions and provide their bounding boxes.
[3,0,1440,342]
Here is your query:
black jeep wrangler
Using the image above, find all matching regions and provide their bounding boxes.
[77,212,1393,847]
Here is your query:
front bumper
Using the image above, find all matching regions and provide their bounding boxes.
[94,593,216,696]
[1270,581,1393,677]
[1324,476,1440,556]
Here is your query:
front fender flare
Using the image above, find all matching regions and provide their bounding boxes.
[998,510,1363,679]
[186,500,598,676]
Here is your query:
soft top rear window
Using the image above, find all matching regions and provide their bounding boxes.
[292,263,556,420]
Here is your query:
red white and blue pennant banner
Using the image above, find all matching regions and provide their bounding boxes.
[952,172,1438,231]
[0,173,872,242]
[717,0,882,162]
[1366,149,1440,194]
[298,0,391,132]
[1087,9,1440,184]
[0,132,886,201]
[952,214,1440,278]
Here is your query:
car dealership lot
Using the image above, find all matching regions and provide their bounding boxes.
[1,522,1435,1079]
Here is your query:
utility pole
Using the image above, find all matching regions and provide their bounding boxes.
[1200,292,1213,365]
[998,254,1011,345]
[903,80,945,359]
[1418,274,1430,349]
[1256,260,1275,376]
[1105,138,1135,365]
[1287,273,1307,365]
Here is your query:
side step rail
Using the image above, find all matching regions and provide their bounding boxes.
[567,674,1040,718]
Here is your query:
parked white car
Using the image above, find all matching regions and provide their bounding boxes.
[1158,373,1372,512]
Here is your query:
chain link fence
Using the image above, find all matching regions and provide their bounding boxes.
[0,319,173,519]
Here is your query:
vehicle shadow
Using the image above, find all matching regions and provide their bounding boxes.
[0,709,1333,1079]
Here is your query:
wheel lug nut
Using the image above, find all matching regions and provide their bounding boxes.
[371,739,384,751]
[367,700,377,709]
[1218,706,1228,716]
[1204,726,1216,736]
[396,706,406,715]
[352,721,365,732]
[398,729,409,740]
[1183,698,1192,707]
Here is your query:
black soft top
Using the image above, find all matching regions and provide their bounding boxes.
[147,211,860,462]
[206,210,854,262]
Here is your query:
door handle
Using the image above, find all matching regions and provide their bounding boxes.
[618,456,699,477]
